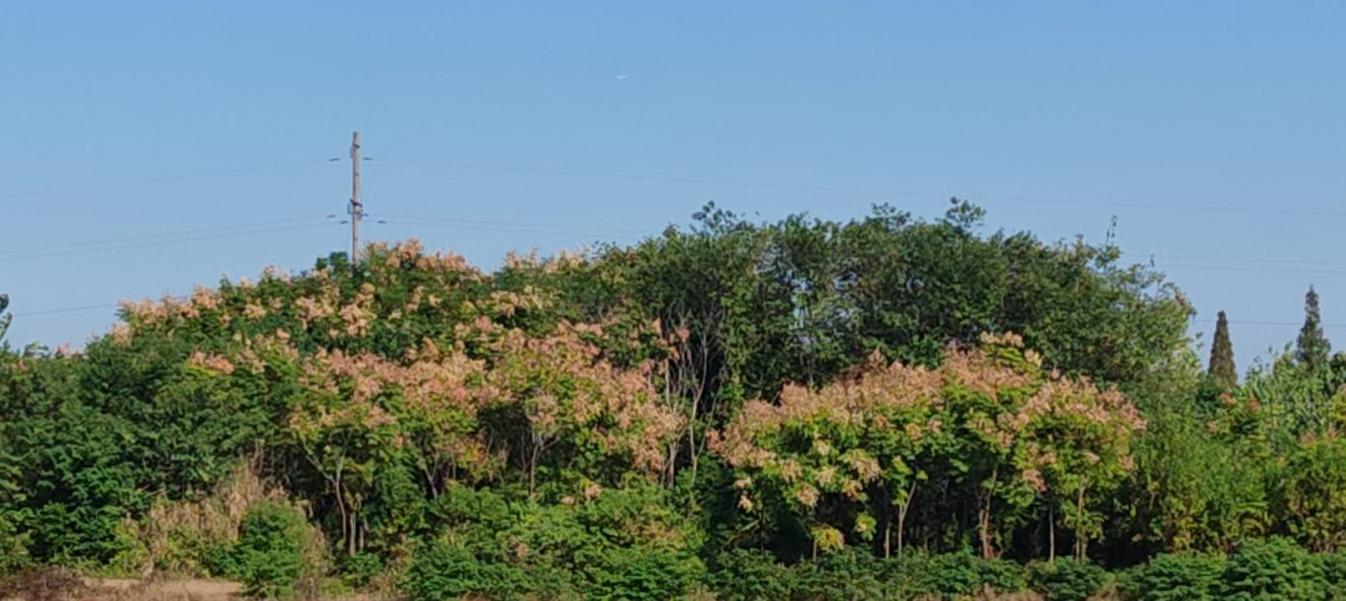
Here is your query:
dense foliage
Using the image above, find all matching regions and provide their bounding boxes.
[4,203,1345,599]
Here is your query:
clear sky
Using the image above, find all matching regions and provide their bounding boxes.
[3,2,1344,374]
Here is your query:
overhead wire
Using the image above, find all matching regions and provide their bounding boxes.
[1152,263,1346,276]
[11,303,121,318]
[375,213,1346,277]
[0,215,334,258]
[4,153,1344,336]
[378,157,1346,218]
[0,218,339,263]
[0,158,336,203]
[373,214,648,240]
[1193,318,1346,329]
[1127,252,1346,268]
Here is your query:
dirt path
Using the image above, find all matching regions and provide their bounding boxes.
[6,577,377,601]
[86,578,243,600]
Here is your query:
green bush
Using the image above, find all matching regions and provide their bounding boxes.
[400,540,575,601]
[339,551,384,590]
[201,538,242,580]
[234,502,310,599]
[1029,558,1109,601]
[579,544,707,601]
[1120,552,1225,601]
[710,549,794,601]
[885,551,1027,598]
[0,513,30,576]
[1220,537,1326,601]
[790,548,884,601]
[1320,551,1346,599]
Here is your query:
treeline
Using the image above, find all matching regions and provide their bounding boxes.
[3,202,1346,599]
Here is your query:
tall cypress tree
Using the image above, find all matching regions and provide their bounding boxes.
[0,293,9,343]
[1209,310,1236,388]
[1297,286,1331,370]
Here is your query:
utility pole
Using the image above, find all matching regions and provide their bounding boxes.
[349,130,362,264]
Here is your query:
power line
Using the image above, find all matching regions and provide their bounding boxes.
[379,157,1346,218]
[378,157,944,200]
[0,216,330,258]
[376,214,650,237]
[375,218,646,241]
[0,219,339,263]
[0,158,335,203]
[1129,252,1346,268]
[1194,318,1346,329]
[377,213,1346,274]
[1154,262,1346,277]
[11,303,120,318]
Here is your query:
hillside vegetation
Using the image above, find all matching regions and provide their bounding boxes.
[6,202,1346,600]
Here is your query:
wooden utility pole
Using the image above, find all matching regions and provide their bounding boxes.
[349,131,362,263]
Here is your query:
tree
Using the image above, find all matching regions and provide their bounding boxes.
[0,294,10,344]
[1278,435,1346,553]
[1209,311,1237,389]
[1297,287,1331,371]
[715,333,1144,561]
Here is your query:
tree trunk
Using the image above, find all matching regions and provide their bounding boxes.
[347,511,357,557]
[1049,503,1056,562]
[529,439,541,497]
[332,465,351,557]
[1074,488,1087,560]
[687,392,699,482]
[979,468,998,559]
[884,521,892,558]
[897,479,917,557]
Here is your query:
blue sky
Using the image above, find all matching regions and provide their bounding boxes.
[2,2,1344,374]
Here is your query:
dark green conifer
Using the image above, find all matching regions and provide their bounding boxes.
[0,293,9,342]
[1297,286,1331,370]
[1208,310,1236,388]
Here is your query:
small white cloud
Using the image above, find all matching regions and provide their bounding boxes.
[615,74,629,80]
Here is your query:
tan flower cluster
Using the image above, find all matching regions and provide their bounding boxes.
[715,360,941,470]
[189,351,236,375]
[487,321,685,478]
[717,335,1146,526]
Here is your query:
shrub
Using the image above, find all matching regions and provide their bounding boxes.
[1119,552,1224,601]
[407,485,707,600]
[118,460,284,578]
[709,549,794,601]
[0,513,30,576]
[339,551,384,590]
[1320,551,1346,599]
[1028,558,1108,601]
[887,551,1028,598]
[234,501,315,599]
[1219,537,1326,601]
[579,544,708,601]
[400,539,575,601]
[790,548,885,601]
[201,538,242,580]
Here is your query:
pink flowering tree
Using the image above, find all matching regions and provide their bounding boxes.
[714,351,949,558]
[715,333,1144,560]
[469,318,684,497]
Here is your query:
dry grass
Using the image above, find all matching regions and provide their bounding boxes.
[0,567,86,601]
[82,578,239,601]
[121,457,291,577]
[907,591,1045,601]
[2,574,382,601]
